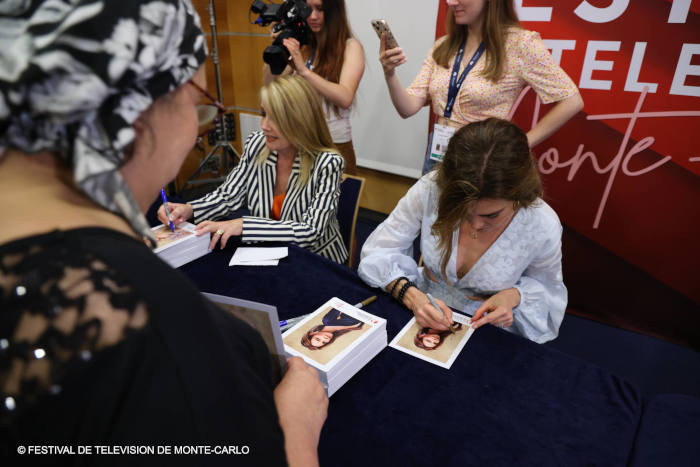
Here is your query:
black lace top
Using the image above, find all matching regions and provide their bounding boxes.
[0,228,286,465]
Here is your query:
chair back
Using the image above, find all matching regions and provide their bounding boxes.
[337,174,365,267]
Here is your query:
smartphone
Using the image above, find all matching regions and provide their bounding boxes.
[371,19,399,49]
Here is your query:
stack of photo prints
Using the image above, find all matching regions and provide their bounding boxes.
[282,297,387,396]
[151,222,211,268]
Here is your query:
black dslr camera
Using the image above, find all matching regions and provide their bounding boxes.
[250,0,312,75]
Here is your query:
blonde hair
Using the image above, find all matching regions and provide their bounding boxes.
[258,75,338,185]
[433,0,520,82]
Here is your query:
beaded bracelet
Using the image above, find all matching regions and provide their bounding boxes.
[389,276,408,299]
[396,280,416,306]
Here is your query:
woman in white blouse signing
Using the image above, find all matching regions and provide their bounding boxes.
[358,118,567,343]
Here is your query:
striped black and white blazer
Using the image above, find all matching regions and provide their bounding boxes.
[189,131,348,263]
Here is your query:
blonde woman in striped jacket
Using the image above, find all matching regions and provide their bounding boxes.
[159,75,348,263]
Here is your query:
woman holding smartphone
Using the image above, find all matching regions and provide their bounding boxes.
[379,0,583,173]
[264,0,365,175]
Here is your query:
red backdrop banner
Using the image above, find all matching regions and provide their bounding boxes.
[436,1,700,307]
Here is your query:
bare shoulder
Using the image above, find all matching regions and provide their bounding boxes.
[346,37,364,51]
[344,37,365,60]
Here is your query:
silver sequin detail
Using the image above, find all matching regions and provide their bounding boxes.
[49,385,62,395]
[80,350,92,361]
[0,338,8,350]
[33,348,46,359]
[15,285,27,296]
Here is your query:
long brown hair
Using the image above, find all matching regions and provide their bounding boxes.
[306,0,356,115]
[301,323,362,350]
[431,118,542,281]
[433,1,520,82]
[414,324,463,350]
[308,0,353,85]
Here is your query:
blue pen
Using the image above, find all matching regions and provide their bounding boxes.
[160,188,175,232]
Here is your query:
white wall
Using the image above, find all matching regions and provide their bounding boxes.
[345,1,437,179]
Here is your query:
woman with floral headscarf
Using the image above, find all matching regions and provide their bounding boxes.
[0,2,326,465]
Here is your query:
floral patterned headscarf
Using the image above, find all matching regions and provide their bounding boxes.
[0,0,207,245]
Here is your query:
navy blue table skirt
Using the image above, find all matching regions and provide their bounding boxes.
[181,244,645,466]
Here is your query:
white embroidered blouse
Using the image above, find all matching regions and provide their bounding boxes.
[358,174,567,343]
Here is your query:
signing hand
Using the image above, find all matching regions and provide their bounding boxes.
[157,202,193,227]
[471,288,520,330]
[404,287,453,331]
[379,32,406,76]
[195,218,243,250]
[282,37,306,73]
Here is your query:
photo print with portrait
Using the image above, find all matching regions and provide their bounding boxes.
[389,313,474,369]
[284,305,369,366]
[282,297,386,370]
[152,222,196,251]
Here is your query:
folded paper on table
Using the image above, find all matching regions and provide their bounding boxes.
[230,247,288,266]
[230,259,279,266]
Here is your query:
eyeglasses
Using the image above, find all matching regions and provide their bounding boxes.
[187,79,226,136]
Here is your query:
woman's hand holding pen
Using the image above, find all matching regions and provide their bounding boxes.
[157,202,192,227]
[379,32,406,77]
[195,218,243,250]
[403,287,453,331]
[470,288,520,330]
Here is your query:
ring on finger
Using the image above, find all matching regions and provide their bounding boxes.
[215,229,224,236]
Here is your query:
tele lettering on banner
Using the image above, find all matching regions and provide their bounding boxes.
[484,0,700,305]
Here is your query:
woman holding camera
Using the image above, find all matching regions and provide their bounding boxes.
[380,0,583,173]
[264,0,365,175]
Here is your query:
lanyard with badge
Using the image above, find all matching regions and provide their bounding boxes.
[305,49,315,70]
[430,40,485,162]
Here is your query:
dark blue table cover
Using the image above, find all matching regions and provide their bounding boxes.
[629,394,700,467]
[180,244,644,466]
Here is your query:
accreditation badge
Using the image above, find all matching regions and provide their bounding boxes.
[430,123,456,162]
